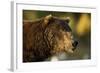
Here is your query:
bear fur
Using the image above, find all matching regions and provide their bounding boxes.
[23,15,78,62]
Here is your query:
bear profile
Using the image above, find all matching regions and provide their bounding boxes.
[23,14,78,62]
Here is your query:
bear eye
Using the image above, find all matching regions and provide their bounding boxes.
[60,21,72,32]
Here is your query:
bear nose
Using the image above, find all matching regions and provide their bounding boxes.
[72,41,78,48]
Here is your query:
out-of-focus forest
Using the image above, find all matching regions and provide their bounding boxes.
[23,10,91,60]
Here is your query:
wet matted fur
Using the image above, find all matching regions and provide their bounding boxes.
[23,15,78,62]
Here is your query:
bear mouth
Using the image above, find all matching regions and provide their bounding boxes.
[72,47,77,51]
[67,49,74,53]
[67,47,77,53]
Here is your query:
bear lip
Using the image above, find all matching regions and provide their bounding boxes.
[72,48,76,51]
[68,49,74,53]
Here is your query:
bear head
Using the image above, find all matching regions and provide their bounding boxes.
[43,14,78,54]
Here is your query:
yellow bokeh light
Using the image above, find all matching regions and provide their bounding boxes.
[76,14,91,36]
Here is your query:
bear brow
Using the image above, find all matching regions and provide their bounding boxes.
[56,19,72,32]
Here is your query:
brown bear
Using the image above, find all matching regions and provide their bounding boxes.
[23,14,78,62]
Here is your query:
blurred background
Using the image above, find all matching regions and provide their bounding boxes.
[23,10,91,61]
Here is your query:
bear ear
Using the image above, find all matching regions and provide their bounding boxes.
[44,14,52,26]
[65,17,70,23]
